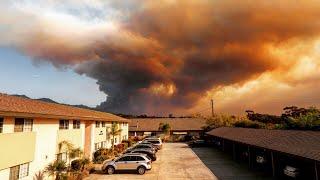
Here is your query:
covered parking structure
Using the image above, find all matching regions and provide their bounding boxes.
[129,117,206,141]
[207,127,320,180]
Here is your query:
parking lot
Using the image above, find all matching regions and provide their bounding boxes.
[86,143,217,180]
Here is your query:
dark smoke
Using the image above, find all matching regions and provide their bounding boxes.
[8,0,320,115]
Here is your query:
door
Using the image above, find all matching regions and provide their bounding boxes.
[128,156,141,169]
[115,156,130,170]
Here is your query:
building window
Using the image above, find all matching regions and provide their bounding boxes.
[102,122,105,127]
[96,121,100,128]
[24,119,33,132]
[59,120,69,130]
[0,118,3,133]
[56,152,68,162]
[73,120,80,129]
[94,143,102,151]
[114,137,117,144]
[14,118,33,132]
[10,163,29,180]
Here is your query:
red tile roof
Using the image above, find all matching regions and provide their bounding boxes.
[129,118,206,131]
[207,127,320,161]
[0,93,128,122]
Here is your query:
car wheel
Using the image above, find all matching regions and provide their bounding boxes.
[137,166,146,175]
[106,166,115,175]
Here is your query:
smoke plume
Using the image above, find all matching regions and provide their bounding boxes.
[1,0,320,114]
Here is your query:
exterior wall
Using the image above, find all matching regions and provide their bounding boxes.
[0,116,128,180]
[30,118,59,180]
[0,131,36,170]
[84,121,94,158]
[94,122,109,145]
[0,169,10,180]
[120,123,129,141]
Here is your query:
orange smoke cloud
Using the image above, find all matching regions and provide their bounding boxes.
[2,0,320,115]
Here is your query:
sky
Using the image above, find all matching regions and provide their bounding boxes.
[1,0,320,115]
[0,47,106,107]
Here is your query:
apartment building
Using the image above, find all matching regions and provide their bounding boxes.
[0,94,129,180]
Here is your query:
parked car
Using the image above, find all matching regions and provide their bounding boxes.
[140,141,160,150]
[125,148,157,161]
[144,138,163,149]
[188,140,207,148]
[133,144,157,152]
[102,153,152,175]
[283,165,300,178]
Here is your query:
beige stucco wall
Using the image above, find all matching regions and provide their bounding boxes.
[0,168,10,180]
[0,116,128,179]
[28,118,59,179]
[0,132,36,170]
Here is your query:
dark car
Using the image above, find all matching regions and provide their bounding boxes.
[125,148,157,161]
[188,140,207,148]
[133,144,157,153]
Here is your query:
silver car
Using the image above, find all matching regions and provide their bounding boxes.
[102,153,152,175]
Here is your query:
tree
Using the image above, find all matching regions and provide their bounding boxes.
[45,160,67,180]
[33,171,45,180]
[159,123,171,135]
[107,123,122,152]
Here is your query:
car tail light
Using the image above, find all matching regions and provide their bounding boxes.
[147,161,151,165]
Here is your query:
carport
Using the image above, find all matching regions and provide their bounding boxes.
[207,127,320,180]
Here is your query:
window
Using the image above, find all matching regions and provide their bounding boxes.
[117,156,130,162]
[14,118,24,132]
[96,121,100,128]
[59,120,69,130]
[9,163,29,180]
[102,122,105,127]
[0,118,3,133]
[14,118,33,132]
[123,135,127,140]
[73,120,80,129]
[56,152,67,162]
[136,156,145,161]
[94,143,101,151]
[24,119,33,132]
[114,137,117,144]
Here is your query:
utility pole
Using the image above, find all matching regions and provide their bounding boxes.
[211,99,214,117]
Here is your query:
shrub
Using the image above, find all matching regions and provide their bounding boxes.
[93,148,113,164]
[113,143,125,153]
[122,139,134,147]
[71,160,81,171]
[234,120,265,129]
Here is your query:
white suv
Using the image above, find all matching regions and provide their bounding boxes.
[144,138,163,149]
[102,153,152,175]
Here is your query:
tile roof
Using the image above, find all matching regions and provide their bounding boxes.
[0,93,128,122]
[129,118,206,131]
[207,127,320,161]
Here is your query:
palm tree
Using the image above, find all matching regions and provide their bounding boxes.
[69,147,83,160]
[33,171,45,180]
[107,123,122,151]
[45,160,67,180]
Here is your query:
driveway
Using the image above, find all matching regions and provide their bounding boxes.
[86,143,217,180]
[191,147,274,180]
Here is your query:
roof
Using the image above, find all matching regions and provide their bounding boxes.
[207,127,320,162]
[0,93,129,122]
[129,118,206,131]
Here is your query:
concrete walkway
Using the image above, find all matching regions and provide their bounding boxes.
[86,143,217,180]
[191,147,274,180]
